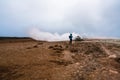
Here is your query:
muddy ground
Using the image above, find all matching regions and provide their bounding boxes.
[0,38,120,80]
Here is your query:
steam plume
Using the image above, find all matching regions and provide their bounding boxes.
[29,28,79,41]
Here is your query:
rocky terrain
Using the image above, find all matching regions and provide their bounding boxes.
[0,38,120,80]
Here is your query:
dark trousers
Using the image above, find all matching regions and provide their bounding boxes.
[69,39,72,44]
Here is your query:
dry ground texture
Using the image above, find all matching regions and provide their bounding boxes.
[0,38,120,80]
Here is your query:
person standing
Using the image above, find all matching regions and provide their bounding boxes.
[69,33,73,45]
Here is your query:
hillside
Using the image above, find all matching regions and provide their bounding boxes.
[0,39,120,80]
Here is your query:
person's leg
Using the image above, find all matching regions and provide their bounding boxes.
[70,39,72,45]
[71,39,72,44]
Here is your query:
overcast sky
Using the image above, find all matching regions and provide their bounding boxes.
[0,0,120,38]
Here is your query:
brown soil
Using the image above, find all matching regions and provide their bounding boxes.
[0,39,120,80]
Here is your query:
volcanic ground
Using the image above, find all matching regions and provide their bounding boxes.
[0,38,120,80]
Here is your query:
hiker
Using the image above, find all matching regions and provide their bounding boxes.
[69,33,73,45]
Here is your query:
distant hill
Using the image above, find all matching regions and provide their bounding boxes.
[0,37,31,40]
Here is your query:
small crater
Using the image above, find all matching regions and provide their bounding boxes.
[33,45,38,48]
[48,46,54,49]
[26,47,31,49]
[115,58,120,63]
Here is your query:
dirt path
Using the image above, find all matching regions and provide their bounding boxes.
[100,44,117,58]
[100,44,111,55]
[62,50,74,62]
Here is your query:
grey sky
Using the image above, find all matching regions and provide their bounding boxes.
[0,0,120,38]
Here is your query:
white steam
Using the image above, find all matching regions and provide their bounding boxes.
[29,28,79,41]
[29,28,119,41]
